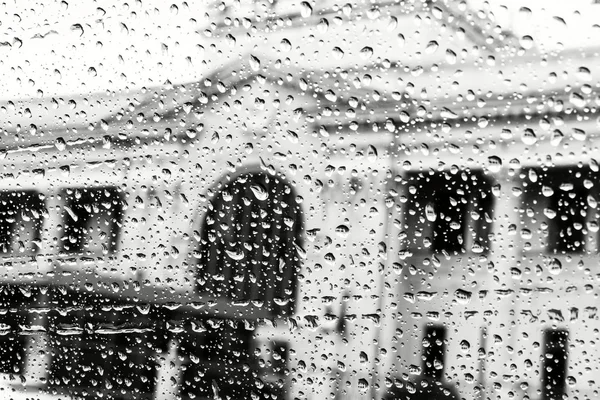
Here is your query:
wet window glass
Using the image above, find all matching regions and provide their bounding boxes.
[0,1,598,400]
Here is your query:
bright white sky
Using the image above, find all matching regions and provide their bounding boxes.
[0,0,598,101]
[468,0,600,52]
[0,0,214,100]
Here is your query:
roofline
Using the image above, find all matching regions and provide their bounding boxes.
[208,0,517,52]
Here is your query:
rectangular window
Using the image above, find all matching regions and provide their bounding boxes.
[0,285,32,374]
[522,166,595,254]
[61,187,123,254]
[0,191,45,257]
[47,290,159,397]
[542,329,568,400]
[550,188,586,253]
[403,171,493,254]
[422,324,447,380]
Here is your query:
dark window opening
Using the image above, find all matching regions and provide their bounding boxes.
[61,187,124,254]
[178,319,256,400]
[542,329,568,400]
[198,173,303,316]
[523,166,596,254]
[403,170,493,254]
[47,290,160,397]
[0,285,32,374]
[551,188,586,253]
[0,191,45,256]
[422,325,447,381]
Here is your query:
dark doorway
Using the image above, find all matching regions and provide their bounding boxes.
[542,329,568,400]
[422,325,447,380]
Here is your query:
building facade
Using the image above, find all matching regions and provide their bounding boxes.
[0,1,598,400]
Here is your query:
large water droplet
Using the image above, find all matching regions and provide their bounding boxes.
[360,46,374,60]
[548,258,562,275]
[367,145,378,162]
[300,1,313,18]
[425,203,437,222]
[488,156,503,173]
[317,18,329,33]
[521,128,537,145]
[249,54,261,71]
[250,184,268,201]
[332,47,344,59]
[280,38,292,52]
[425,40,439,53]
[226,248,245,261]
[454,289,472,305]
[520,35,534,50]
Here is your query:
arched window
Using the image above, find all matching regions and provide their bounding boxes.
[197,172,303,316]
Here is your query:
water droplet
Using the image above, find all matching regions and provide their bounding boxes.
[367,145,378,162]
[454,289,472,305]
[55,137,67,151]
[300,1,313,18]
[431,6,443,19]
[324,253,336,265]
[335,225,349,238]
[488,156,502,173]
[71,23,84,36]
[249,54,261,71]
[226,248,245,261]
[548,258,562,275]
[570,92,586,108]
[577,66,591,82]
[459,340,470,352]
[445,49,457,64]
[542,186,554,197]
[249,184,268,201]
[357,378,369,391]
[317,18,329,33]
[519,7,532,17]
[425,203,437,222]
[520,35,534,50]
[397,34,405,47]
[521,128,537,145]
[440,107,458,119]
[280,38,291,52]
[226,33,236,47]
[387,16,398,31]
[360,46,373,60]
[332,46,344,59]
[425,40,439,53]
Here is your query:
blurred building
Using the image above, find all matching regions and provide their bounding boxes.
[0,1,598,400]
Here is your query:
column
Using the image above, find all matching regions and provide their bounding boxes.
[484,168,522,400]
[24,292,51,386]
[154,339,182,400]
